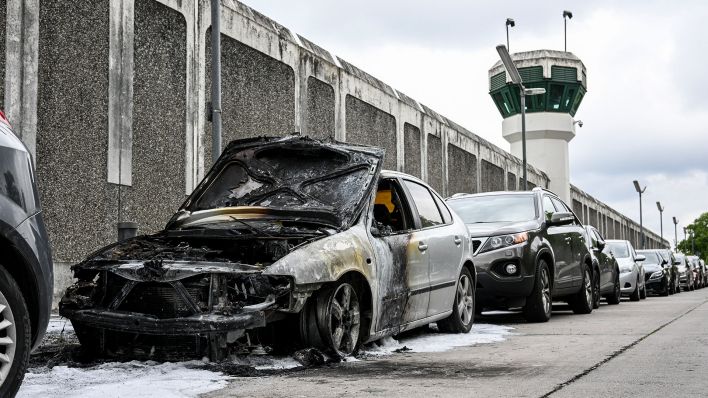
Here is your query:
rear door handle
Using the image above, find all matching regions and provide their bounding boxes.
[454,236,462,245]
[418,242,428,252]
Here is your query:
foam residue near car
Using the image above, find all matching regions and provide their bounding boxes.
[18,316,514,397]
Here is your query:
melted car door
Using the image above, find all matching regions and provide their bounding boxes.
[401,180,463,318]
[369,178,430,331]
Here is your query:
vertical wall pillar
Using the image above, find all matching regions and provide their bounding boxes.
[5,0,39,158]
[107,0,134,186]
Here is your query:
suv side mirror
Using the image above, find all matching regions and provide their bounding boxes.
[635,254,646,262]
[673,260,681,265]
[661,259,668,266]
[548,212,574,226]
[596,241,606,251]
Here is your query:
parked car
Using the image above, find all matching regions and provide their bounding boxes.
[674,253,694,291]
[0,111,54,397]
[446,188,594,323]
[687,256,703,289]
[637,249,670,296]
[60,136,476,359]
[583,225,621,307]
[604,240,646,301]
[702,259,708,286]
[657,249,681,294]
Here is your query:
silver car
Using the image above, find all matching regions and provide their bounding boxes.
[675,253,694,291]
[604,240,646,301]
[60,136,476,359]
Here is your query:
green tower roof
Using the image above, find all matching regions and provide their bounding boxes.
[488,50,587,118]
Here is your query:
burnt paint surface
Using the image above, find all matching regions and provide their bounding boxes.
[370,233,410,332]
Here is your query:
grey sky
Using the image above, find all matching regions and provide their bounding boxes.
[246,0,708,241]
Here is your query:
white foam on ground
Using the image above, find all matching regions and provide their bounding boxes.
[17,361,230,398]
[361,323,514,356]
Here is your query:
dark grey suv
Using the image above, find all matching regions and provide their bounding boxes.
[447,188,593,322]
[0,112,53,397]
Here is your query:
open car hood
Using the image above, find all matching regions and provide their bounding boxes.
[173,136,384,230]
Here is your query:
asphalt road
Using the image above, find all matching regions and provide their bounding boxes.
[204,287,708,398]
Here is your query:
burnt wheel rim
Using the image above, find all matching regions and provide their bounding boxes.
[456,274,474,326]
[0,290,16,386]
[584,270,593,308]
[541,266,551,315]
[327,283,360,356]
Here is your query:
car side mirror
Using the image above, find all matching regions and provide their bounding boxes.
[548,212,574,226]
[596,241,606,251]
[635,254,646,262]
[661,259,668,266]
[370,223,392,237]
[673,260,681,265]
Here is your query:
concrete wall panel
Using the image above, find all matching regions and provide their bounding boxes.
[426,133,442,193]
[36,0,113,262]
[0,0,5,108]
[447,143,477,195]
[345,95,396,169]
[305,76,334,140]
[403,123,421,177]
[124,0,187,235]
[481,159,504,192]
[204,31,296,165]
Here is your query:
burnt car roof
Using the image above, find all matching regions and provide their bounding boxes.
[172,136,384,231]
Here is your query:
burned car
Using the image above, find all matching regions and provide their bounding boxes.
[60,136,476,359]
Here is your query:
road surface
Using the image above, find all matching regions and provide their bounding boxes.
[205,288,708,397]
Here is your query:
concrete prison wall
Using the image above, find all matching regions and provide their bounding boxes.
[0,0,666,305]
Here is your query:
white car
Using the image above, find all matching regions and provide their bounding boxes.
[604,240,646,301]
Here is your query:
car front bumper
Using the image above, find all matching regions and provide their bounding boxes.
[473,242,535,308]
[620,271,639,294]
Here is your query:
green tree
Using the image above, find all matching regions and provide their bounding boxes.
[677,212,708,261]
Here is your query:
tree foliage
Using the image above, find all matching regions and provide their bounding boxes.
[677,212,708,261]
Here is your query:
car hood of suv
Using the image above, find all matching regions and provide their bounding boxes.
[465,220,539,238]
[643,263,663,274]
[169,136,384,231]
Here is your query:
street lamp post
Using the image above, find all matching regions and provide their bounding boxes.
[633,180,647,249]
[656,201,664,247]
[673,217,679,251]
[496,44,546,191]
[505,18,515,52]
[563,11,573,52]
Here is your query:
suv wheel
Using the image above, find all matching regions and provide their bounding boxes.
[570,265,593,314]
[661,278,670,297]
[592,270,601,309]
[437,267,475,333]
[523,259,552,322]
[0,266,30,398]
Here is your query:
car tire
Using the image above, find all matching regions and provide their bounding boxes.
[591,270,600,309]
[301,280,362,358]
[661,278,670,297]
[640,282,647,299]
[629,277,641,302]
[570,265,593,314]
[523,259,552,323]
[437,267,475,333]
[0,266,31,398]
[605,273,621,305]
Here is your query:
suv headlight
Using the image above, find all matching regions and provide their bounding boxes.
[650,271,663,280]
[479,232,528,253]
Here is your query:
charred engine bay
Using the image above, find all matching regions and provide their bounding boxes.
[60,229,325,361]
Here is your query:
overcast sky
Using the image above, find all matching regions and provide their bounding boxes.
[247,0,707,243]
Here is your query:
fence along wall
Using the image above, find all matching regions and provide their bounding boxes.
[1,0,665,304]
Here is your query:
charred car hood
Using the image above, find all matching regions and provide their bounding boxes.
[171,136,384,231]
[465,220,539,238]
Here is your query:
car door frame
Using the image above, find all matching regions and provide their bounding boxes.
[542,194,574,291]
[399,178,465,318]
[551,196,585,288]
[367,177,431,331]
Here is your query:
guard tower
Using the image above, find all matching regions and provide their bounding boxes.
[489,50,587,203]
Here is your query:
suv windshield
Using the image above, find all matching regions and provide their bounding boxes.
[448,195,537,224]
[605,242,630,258]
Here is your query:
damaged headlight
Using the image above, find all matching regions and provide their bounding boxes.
[479,232,528,254]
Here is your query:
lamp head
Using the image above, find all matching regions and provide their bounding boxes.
[563,10,573,19]
[506,18,515,27]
